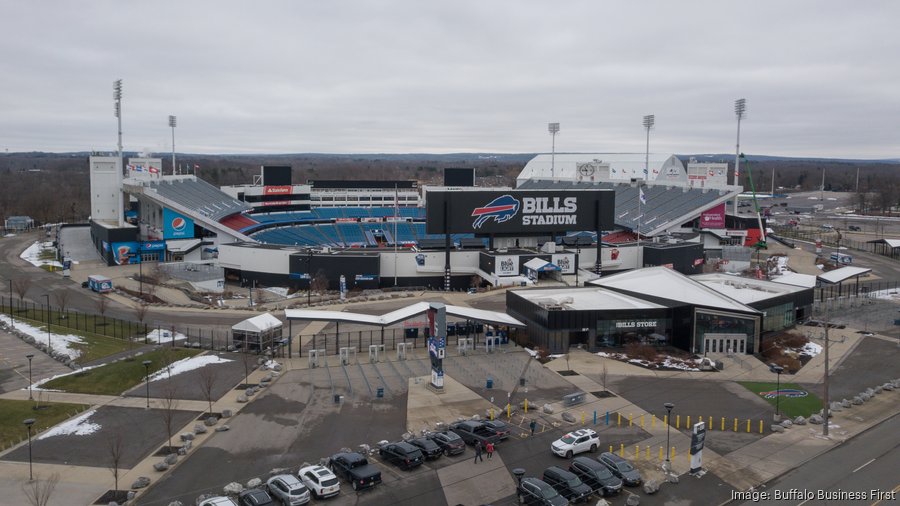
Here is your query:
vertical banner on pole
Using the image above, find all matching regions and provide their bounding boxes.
[689,421,706,474]
[339,275,346,302]
[427,303,446,391]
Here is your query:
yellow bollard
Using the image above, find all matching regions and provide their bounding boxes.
[721,417,725,431]
[581,411,585,426]
[709,416,713,429]
[507,403,511,419]
[663,414,667,427]
[746,419,751,433]
[652,414,656,428]
[635,445,639,459]
[676,415,680,429]
[618,413,622,427]
[687,415,691,428]
[640,414,645,428]
[670,447,675,461]
[659,446,664,461]
[490,408,494,421]
[619,443,624,457]
[760,420,764,434]
[610,445,614,453]
[628,414,633,427]
[733,418,738,432]
[524,399,528,413]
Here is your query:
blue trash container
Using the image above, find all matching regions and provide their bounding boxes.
[486,378,494,389]
[376,387,384,398]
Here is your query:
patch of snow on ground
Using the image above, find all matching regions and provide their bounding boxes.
[19,241,63,268]
[661,358,700,371]
[868,289,900,300]
[801,342,823,357]
[0,315,84,360]
[524,348,538,357]
[148,355,233,382]
[37,409,100,440]
[263,359,281,370]
[263,287,301,299]
[143,328,188,344]
[27,365,101,392]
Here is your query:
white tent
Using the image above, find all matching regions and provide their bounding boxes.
[232,312,283,352]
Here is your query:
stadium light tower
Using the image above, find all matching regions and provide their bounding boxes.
[114,80,123,161]
[642,115,655,179]
[169,115,177,175]
[734,98,747,217]
[548,122,560,179]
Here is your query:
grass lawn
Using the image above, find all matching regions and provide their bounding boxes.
[0,399,89,450]
[42,348,202,395]
[739,381,823,418]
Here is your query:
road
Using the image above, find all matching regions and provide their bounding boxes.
[737,413,899,506]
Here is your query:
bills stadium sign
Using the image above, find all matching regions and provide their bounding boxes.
[426,190,614,235]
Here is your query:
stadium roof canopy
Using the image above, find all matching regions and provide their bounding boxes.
[285,301,525,328]
[510,286,667,311]
[517,179,738,236]
[140,177,251,221]
[517,153,684,186]
[817,266,872,285]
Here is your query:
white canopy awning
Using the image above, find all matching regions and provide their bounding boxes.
[166,238,202,253]
[817,266,872,285]
[524,258,559,272]
[285,301,525,328]
[232,312,283,333]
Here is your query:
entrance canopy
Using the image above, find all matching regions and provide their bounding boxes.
[523,258,560,272]
[285,301,525,328]
[817,266,872,285]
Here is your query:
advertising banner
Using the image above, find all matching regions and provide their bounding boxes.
[700,203,726,229]
[552,253,575,274]
[111,242,138,265]
[689,421,706,474]
[263,185,293,206]
[163,208,195,239]
[494,255,519,276]
[426,190,615,235]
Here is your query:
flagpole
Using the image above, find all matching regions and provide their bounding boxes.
[637,185,641,268]
[394,183,398,287]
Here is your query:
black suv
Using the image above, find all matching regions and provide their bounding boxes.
[542,466,593,503]
[449,420,500,446]
[482,419,511,440]
[328,452,382,490]
[238,489,276,506]
[409,437,443,460]
[569,456,622,496]
[426,430,466,456]
[517,477,569,506]
[597,452,642,486]
[378,442,424,470]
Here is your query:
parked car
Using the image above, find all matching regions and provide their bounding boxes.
[426,430,466,456]
[378,441,425,470]
[482,419,512,440]
[266,474,311,505]
[409,437,443,460]
[449,420,500,446]
[297,465,340,499]
[238,489,277,506]
[597,452,642,486]
[568,457,622,496]
[848,225,862,231]
[551,429,599,458]
[517,477,570,506]
[328,452,382,491]
[542,466,593,503]
[198,498,238,506]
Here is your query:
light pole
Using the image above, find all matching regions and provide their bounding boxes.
[114,79,125,227]
[138,241,143,297]
[771,364,784,420]
[664,402,674,469]
[548,123,560,179]
[142,360,152,409]
[26,354,34,400]
[168,115,177,175]
[306,250,313,307]
[42,294,50,353]
[733,98,747,218]
[24,418,35,481]
[575,245,581,286]
[643,115,654,180]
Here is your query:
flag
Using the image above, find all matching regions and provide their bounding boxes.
[194,164,200,170]
[148,166,159,174]
[639,188,647,205]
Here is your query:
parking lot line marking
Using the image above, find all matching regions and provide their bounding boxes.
[852,458,875,473]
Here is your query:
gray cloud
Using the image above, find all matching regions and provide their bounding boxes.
[0,0,898,158]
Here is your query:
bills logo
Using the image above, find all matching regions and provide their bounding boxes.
[759,389,808,399]
[171,217,187,232]
[471,195,520,229]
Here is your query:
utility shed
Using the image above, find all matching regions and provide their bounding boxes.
[232,312,283,353]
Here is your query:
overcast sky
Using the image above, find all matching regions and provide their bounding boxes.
[1,1,898,158]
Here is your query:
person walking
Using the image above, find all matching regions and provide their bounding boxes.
[529,419,537,436]
[486,441,495,459]
[473,441,483,463]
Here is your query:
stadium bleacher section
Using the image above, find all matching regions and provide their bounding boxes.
[144,178,251,221]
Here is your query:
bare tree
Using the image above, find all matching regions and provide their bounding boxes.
[310,269,329,294]
[12,277,32,309]
[240,350,255,387]
[107,430,125,494]
[197,365,218,416]
[21,472,59,506]
[52,289,71,321]
[134,302,150,337]
[158,344,174,380]
[159,380,180,452]
[95,295,109,318]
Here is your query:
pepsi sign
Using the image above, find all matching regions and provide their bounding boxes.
[163,208,195,239]
[426,190,614,235]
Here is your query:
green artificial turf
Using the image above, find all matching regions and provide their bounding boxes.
[739,381,823,418]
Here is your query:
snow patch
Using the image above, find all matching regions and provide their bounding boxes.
[19,241,63,268]
[800,342,822,357]
[143,328,187,344]
[0,315,84,360]
[37,409,100,440]
[262,287,302,299]
[27,365,102,392]
[148,355,233,382]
